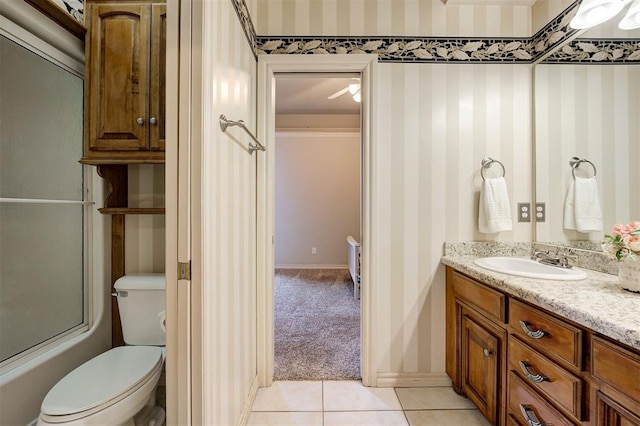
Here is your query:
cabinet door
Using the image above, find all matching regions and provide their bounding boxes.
[150,4,166,151]
[462,311,501,424]
[88,4,151,151]
[596,391,640,426]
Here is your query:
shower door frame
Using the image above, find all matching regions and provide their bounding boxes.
[256,54,378,387]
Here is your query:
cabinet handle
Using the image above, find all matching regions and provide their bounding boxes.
[136,117,145,125]
[483,348,492,357]
[519,361,548,383]
[519,404,548,426]
[519,320,547,339]
[149,116,158,125]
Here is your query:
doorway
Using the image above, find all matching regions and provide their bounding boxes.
[273,74,362,380]
[256,55,378,387]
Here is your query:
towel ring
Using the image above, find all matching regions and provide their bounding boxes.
[481,157,506,180]
[569,157,597,179]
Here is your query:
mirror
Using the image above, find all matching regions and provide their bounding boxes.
[534,17,640,251]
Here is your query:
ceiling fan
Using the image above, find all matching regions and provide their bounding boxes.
[327,79,361,102]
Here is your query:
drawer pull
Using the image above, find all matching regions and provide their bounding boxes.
[520,404,548,426]
[483,348,492,357]
[519,361,548,383]
[519,320,547,339]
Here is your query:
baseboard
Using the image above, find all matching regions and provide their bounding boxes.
[275,264,348,270]
[375,372,452,388]
[237,375,259,426]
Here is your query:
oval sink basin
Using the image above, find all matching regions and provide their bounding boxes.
[473,257,588,281]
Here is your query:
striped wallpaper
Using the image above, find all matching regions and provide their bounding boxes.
[374,63,532,375]
[535,64,640,245]
[255,0,532,37]
[198,0,258,423]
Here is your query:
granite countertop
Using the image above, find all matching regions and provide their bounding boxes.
[441,255,640,350]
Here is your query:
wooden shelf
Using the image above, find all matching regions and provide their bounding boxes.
[99,207,165,215]
[80,158,165,165]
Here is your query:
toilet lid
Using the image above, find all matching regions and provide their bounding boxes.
[41,346,163,416]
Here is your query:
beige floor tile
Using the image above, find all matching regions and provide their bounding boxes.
[246,411,323,426]
[404,409,490,426]
[395,387,476,410]
[323,381,403,411]
[324,411,409,426]
[251,381,323,412]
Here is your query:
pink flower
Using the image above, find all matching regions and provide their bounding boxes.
[612,223,625,236]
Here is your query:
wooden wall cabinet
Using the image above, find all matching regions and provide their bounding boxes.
[82,1,166,164]
[446,266,640,426]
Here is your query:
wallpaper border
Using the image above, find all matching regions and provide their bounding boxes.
[232,0,640,64]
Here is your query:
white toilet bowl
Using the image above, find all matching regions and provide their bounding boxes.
[37,346,164,426]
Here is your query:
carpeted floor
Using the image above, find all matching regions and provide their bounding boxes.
[274,268,361,381]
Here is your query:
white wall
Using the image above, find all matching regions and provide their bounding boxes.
[535,64,640,243]
[253,1,533,382]
[275,131,360,267]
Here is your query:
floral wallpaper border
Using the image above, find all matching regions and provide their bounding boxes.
[232,0,639,64]
[543,38,640,63]
[53,0,84,24]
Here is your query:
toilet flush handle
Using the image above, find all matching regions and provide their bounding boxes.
[158,311,167,333]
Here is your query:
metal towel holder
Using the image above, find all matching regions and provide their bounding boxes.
[481,157,506,180]
[219,114,266,154]
[569,157,597,179]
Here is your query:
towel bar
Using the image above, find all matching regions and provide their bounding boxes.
[480,157,506,180]
[569,157,597,179]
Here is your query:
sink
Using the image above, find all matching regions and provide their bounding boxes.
[473,257,588,281]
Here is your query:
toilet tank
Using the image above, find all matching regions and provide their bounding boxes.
[114,274,166,346]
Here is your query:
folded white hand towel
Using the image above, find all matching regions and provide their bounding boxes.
[563,180,577,230]
[563,177,602,232]
[478,177,513,233]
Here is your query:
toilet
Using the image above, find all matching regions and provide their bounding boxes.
[37,274,166,426]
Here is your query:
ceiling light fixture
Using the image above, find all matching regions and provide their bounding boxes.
[349,83,361,103]
[569,0,626,29]
[619,0,640,29]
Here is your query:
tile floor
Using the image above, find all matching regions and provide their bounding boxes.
[248,381,490,426]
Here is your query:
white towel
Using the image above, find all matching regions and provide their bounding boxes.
[564,176,602,232]
[478,177,513,233]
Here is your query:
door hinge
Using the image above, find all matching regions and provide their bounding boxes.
[178,261,191,280]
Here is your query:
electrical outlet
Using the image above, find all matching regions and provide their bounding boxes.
[517,203,531,222]
[535,202,546,222]
[312,247,317,255]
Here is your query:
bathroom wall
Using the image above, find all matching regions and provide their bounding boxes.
[275,131,360,268]
[535,64,640,243]
[126,165,166,274]
[253,0,533,382]
[531,0,575,34]
[256,0,531,37]
[195,0,258,424]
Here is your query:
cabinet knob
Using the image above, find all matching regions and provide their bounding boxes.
[136,117,144,126]
[483,348,492,357]
[149,117,158,125]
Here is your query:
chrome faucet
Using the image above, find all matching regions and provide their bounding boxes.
[531,250,561,266]
[531,249,576,269]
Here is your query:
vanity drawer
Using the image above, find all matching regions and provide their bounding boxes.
[508,372,574,426]
[592,336,640,403]
[509,299,584,369]
[509,336,584,419]
[452,271,505,323]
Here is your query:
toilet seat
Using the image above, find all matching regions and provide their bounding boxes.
[39,346,163,424]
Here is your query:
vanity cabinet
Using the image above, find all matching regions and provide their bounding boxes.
[446,269,507,425]
[82,0,166,164]
[446,266,640,426]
